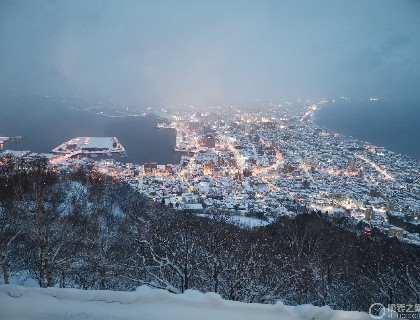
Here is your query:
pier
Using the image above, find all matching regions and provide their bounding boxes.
[50,137,127,164]
[9,135,24,142]
[0,136,24,150]
[0,137,9,150]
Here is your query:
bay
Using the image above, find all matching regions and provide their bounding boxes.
[0,95,181,165]
[314,99,420,159]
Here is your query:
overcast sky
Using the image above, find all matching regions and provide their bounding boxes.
[1,0,419,106]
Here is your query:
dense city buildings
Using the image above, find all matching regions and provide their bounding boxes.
[2,100,419,244]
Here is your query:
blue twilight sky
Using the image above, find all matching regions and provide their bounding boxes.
[0,0,420,106]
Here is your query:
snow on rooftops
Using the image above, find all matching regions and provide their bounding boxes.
[1,150,31,157]
[52,137,125,154]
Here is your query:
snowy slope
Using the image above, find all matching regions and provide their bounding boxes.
[0,285,371,320]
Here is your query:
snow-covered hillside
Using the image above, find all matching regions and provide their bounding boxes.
[0,285,371,320]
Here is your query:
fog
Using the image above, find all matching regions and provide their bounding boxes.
[1,0,419,106]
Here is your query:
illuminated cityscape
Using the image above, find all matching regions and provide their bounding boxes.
[1,1,420,318]
[4,100,418,243]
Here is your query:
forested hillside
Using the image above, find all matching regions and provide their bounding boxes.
[0,157,419,312]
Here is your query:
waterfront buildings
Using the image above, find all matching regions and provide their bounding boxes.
[2,101,419,244]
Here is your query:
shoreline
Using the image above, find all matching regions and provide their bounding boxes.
[0,98,181,165]
[312,101,420,160]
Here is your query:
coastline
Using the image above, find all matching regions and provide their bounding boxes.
[0,95,181,165]
[312,100,420,159]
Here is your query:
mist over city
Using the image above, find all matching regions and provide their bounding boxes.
[1,0,420,105]
[1,2,419,320]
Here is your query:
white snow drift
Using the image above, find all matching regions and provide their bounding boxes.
[0,284,372,320]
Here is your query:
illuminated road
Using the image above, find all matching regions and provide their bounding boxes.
[178,124,200,150]
[49,151,81,165]
[356,154,395,180]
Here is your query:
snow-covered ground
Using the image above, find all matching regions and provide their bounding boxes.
[52,137,125,153]
[231,215,273,228]
[0,285,371,320]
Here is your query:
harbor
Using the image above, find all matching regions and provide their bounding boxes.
[0,136,24,150]
[50,137,126,164]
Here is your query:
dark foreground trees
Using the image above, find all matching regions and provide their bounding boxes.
[0,157,419,311]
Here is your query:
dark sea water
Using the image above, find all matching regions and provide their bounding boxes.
[0,95,181,165]
[315,100,420,159]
